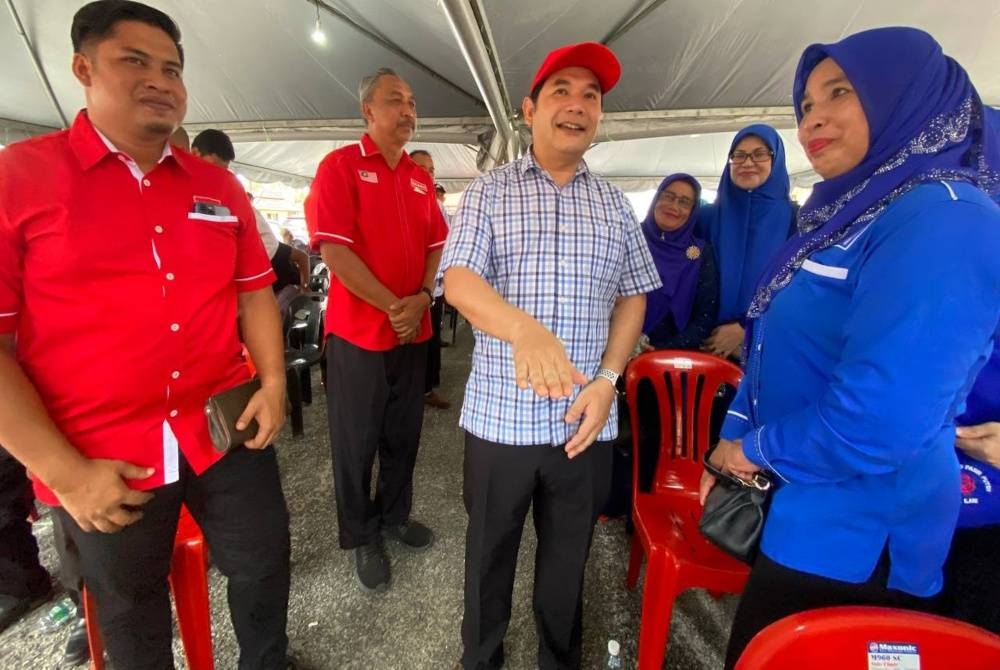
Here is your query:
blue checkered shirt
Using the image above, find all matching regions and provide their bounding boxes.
[439,153,661,446]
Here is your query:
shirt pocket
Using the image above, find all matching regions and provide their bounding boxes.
[182,213,239,282]
[585,219,625,301]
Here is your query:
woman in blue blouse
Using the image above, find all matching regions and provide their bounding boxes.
[698,125,795,360]
[699,28,1000,667]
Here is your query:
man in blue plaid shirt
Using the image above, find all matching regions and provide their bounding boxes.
[440,42,661,670]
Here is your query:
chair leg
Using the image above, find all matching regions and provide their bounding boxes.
[169,536,214,670]
[300,366,312,406]
[82,586,105,670]
[637,552,679,670]
[286,367,304,437]
[626,533,644,589]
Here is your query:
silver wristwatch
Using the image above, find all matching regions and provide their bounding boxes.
[594,368,620,387]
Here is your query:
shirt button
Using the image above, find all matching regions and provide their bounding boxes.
[171,370,180,379]
[170,323,180,332]
[169,409,178,418]
[143,178,151,187]
[165,272,175,281]
[154,225,164,234]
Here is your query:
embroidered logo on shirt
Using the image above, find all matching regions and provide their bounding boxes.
[359,170,379,184]
[410,178,428,195]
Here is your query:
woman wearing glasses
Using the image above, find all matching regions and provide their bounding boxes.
[698,125,796,360]
[699,28,1000,668]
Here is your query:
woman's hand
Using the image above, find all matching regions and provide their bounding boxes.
[701,322,745,359]
[699,438,761,505]
[956,422,1000,469]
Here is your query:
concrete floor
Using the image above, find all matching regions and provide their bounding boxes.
[0,321,737,669]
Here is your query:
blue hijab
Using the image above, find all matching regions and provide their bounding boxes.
[641,174,704,333]
[700,125,793,323]
[748,27,1000,319]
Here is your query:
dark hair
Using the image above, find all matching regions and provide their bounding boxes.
[529,81,544,104]
[72,1,184,65]
[435,184,446,193]
[192,129,235,162]
[409,149,431,160]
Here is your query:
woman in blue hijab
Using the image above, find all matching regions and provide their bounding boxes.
[640,174,718,350]
[699,28,1000,667]
[698,125,795,359]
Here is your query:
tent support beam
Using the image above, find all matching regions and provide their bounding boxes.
[311,0,484,109]
[5,0,68,128]
[440,0,518,169]
[601,0,670,45]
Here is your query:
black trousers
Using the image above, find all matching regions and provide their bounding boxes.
[51,512,83,605]
[326,334,428,549]
[56,446,291,670]
[724,551,936,669]
[425,299,444,393]
[940,524,1000,633]
[461,433,613,670]
[0,447,50,599]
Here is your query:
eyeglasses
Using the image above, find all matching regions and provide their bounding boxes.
[658,192,695,209]
[729,148,774,164]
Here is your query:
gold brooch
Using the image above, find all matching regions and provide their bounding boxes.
[686,245,701,260]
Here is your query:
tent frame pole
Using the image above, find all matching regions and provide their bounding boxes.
[4,0,68,128]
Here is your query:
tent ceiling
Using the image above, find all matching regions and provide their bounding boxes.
[2,0,999,187]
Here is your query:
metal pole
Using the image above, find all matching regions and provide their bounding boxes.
[5,0,68,128]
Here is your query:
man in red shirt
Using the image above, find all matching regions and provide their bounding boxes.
[0,3,293,668]
[307,67,448,593]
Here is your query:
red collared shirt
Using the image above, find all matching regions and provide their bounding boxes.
[0,111,275,505]
[306,134,448,351]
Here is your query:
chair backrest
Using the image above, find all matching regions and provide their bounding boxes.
[736,606,1000,670]
[284,294,324,349]
[625,351,742,500]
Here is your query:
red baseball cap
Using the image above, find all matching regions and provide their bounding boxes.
[529,42,621,95]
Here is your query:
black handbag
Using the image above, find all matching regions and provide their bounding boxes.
[698,453,773,564]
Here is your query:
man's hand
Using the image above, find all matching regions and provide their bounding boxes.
[511,319,587,398]
[388,294,428,339]
[957,422,1000,469]
[701,322,744,359]
[698,438,761,505]
[564,378,617,458]
[54,459,155,533]
[238,381,287,449]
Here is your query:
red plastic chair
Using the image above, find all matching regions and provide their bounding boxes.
[624,351,749,670]
[84,505,214,670]
[736,606,1000,669]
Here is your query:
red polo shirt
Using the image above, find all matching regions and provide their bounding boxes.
[306,134,448,351]
[0,111,275,505]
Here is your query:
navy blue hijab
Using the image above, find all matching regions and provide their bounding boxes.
[641,174,704,333]
[700,125,793,322]
[748,27,1000,318]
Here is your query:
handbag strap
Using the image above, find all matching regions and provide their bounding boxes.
[702,450,773,491]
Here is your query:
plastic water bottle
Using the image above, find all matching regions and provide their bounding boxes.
[37,596,76,634]
[605,639,623,669]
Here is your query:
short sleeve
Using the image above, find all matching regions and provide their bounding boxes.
[307,153,358,250]
[427,196,448,252]
[438,176,493,280]
[615,191,661,297]
[228,180,276,292]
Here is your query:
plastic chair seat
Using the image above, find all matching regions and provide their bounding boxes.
[736,606,1000,669]
[84,506,213,670]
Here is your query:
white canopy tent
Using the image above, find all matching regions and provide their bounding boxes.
[2,0,998,192]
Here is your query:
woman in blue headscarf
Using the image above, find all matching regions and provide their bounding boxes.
[698,125,795,360]
[697,28,1000,667]
[639,174,718,351]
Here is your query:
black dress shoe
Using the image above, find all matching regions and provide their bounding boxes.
[354,542,390,593]
[382,519,434,551]
[63,616,91,667]
[0,585,53,634]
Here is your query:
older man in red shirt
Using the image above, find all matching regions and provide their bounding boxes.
[307,67,448,593]
[0,2,293,668]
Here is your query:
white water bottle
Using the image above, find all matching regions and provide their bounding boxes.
[605,639,623,669]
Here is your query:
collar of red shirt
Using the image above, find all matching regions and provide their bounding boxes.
[359,132,416,168]
[68,109,189,174]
